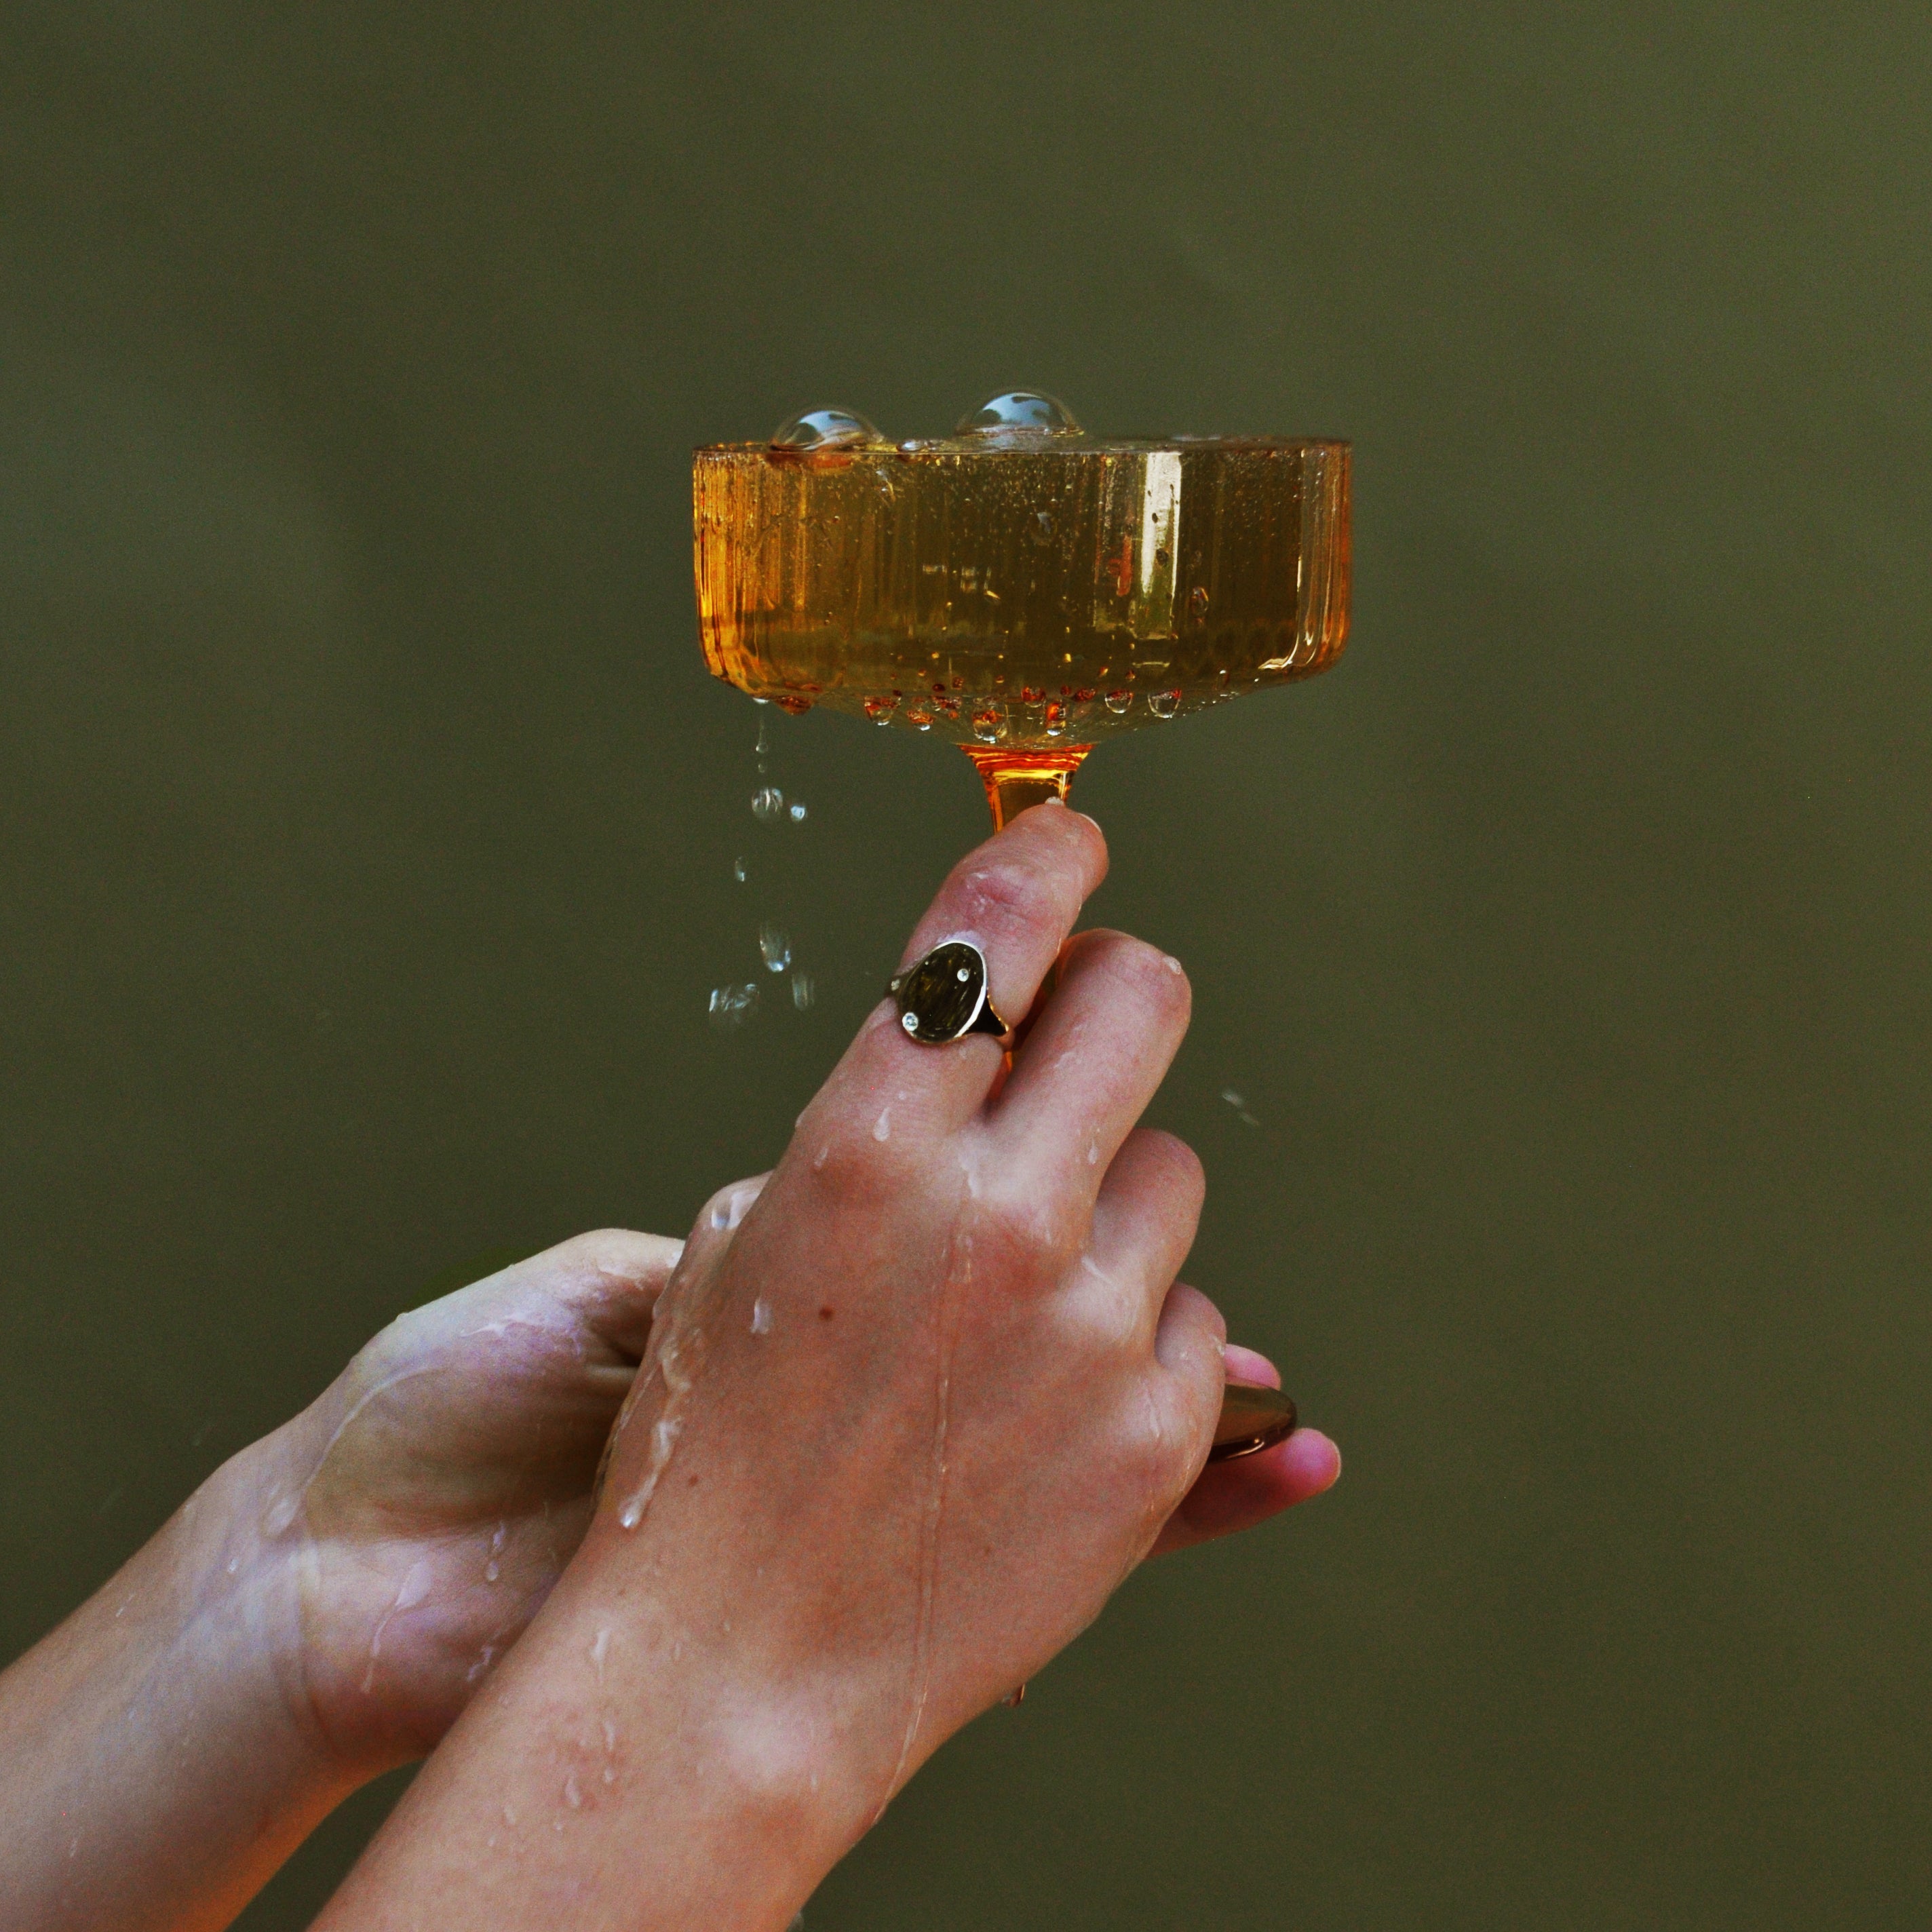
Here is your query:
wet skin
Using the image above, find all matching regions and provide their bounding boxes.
[0,803,1337,1932]
[313,802,1338,1931]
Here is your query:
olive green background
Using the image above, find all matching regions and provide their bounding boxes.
[4,4,1928,1926]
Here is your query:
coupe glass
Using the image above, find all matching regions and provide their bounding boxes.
[693,391,1351,1457]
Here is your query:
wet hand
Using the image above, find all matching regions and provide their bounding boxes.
[577,802,1339,1821]
[256,1231,684,1772]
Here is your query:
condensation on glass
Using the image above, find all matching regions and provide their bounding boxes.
[693,418,1351,824]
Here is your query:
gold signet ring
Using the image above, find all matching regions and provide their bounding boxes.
[887,940,1011,1046]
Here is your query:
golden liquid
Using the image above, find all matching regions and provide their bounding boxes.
[693,436,1351,751]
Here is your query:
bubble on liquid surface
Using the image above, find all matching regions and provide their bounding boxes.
[1104,689,1132,714]
[1148,689,1182,719]
[759,923,792,973]
[752,786,784,824]
[954,389,1084,440]
[769,406,882,451]
[709,982,760,1030]
[971,702,1007,743]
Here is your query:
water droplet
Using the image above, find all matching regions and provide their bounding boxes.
[1044,700,1067,738]
[1087,1140,1100,1165]
[752,786,784,824]
[769,406,882,451]
[1020,684,1045,706]
[759,923,792,973]
[485,1560,500,1582]
[954,390,1084,439]
[971,702,1007,743]
[1031,510,1056,545]
[1104,689,1132,714]
[755,714,770,756]
[906,708,934,731]
[1148,689,1182,719]
[601,1766,617,1785]
[226,1557,239,1575]
[776,695,813,715]
[708,982,760,1030]
[900,1011,919,1034]
[873,1108,892,1141]
[864,694,899,724]
[590,1627,611,1676]
[491,1522,507,1553]
[732,855,747,884]
[750,1297,773,1336]
[788,800,807,823]
[1189,585,1210,616]
[263,1495,300,1537]
[791,971,815,1011]
[564,1773,583,1809]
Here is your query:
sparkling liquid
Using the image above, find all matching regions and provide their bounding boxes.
[693,436,1351,750]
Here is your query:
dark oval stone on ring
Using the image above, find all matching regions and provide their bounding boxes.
[887,940,1010,1045]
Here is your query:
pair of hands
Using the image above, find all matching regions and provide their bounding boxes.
[285,803,1337,1815]
[0,786,1340,1932]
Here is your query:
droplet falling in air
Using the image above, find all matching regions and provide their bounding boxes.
[769,406,883,451]
[1221,1087,1262,1127]
[1104,689,1132,714]
[733,855,748,884]
[752,786,785,824]
[759,923,792,973]
[750,1298,773,1336]
[791,971,815,1011]
[953,389,1085,439]
[708,982,760,1030]
[788,800,807,823]
[1148,689,1182,719]
[755,713,771,756]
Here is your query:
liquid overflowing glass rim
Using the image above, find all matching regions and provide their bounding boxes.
[695,433,1353,459]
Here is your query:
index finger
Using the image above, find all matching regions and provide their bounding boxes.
[810,801,1108,1140]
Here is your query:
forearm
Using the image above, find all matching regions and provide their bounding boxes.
[0,1437,362,1932]
[309,1539,864,1932]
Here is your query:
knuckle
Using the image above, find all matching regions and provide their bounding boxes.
[950,859,1056,940]
[975,1183,1081,1290]
[1133,1127,1205,1202]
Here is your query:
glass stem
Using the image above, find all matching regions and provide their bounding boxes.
[959,745,1095,831]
